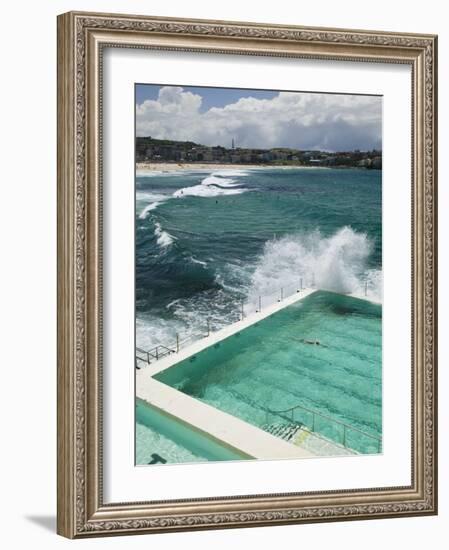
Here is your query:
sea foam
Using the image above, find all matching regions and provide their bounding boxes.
[173,174,248,198]
[201,175,241,188]
[154,222,175,248]
[247,227,382,303]
[137,192,169,218]
[212,169,251,177]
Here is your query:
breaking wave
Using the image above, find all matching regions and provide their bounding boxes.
[211,169,251,177]
[139,202,161,218]
[201,175,241,188]
[173,174,248,198]
[247,227,382,303]
[154,222,175,248]
[137,192,169,218]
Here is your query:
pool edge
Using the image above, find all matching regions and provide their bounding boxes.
[136,376,314,460]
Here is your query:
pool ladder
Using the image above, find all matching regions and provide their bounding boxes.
[264,403,382,453]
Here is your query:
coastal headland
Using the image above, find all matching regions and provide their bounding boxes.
[136,136,382,171]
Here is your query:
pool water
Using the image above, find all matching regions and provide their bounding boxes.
[136,399,250,464]
[155,291,382,454]
[136,420,206,464]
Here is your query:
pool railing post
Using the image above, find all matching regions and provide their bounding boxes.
[176,334,179,353]
[343,425,347,448]
[300,277,303,290]
[155,346,159,360]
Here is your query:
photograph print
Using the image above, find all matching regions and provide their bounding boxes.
[135,84,382,466]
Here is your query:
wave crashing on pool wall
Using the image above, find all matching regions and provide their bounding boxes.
[247,227,382,304]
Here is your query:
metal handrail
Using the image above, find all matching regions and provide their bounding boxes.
[149,344,175,358]
[135,271,373,369]
[136,276,314,366]
[265,402,381,451]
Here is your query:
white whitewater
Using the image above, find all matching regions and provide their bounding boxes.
[247,227,382,303]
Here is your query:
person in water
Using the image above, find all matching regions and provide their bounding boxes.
[300,338,324,346]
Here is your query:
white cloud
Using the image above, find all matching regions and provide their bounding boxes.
[136,86,382,151]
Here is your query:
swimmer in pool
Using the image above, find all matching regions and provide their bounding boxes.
[299,338,327,347]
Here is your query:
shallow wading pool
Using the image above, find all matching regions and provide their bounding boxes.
[136,399,250,465]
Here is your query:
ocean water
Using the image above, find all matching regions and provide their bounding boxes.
[136,167,382,352]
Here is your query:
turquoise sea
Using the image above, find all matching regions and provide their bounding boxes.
[136,166,382,351]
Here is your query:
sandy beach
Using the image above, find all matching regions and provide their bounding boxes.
[136,162,303,172]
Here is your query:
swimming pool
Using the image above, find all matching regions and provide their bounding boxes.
[136,398,251,464]
[154,291,382,454]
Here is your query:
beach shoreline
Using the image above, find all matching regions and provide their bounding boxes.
[136,162,321,172]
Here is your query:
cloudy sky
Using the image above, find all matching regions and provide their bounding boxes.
[136,84,382,152]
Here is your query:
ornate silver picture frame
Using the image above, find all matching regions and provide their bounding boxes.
[57,11,437,538]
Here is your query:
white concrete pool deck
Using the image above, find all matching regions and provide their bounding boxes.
[140,287,319,378]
